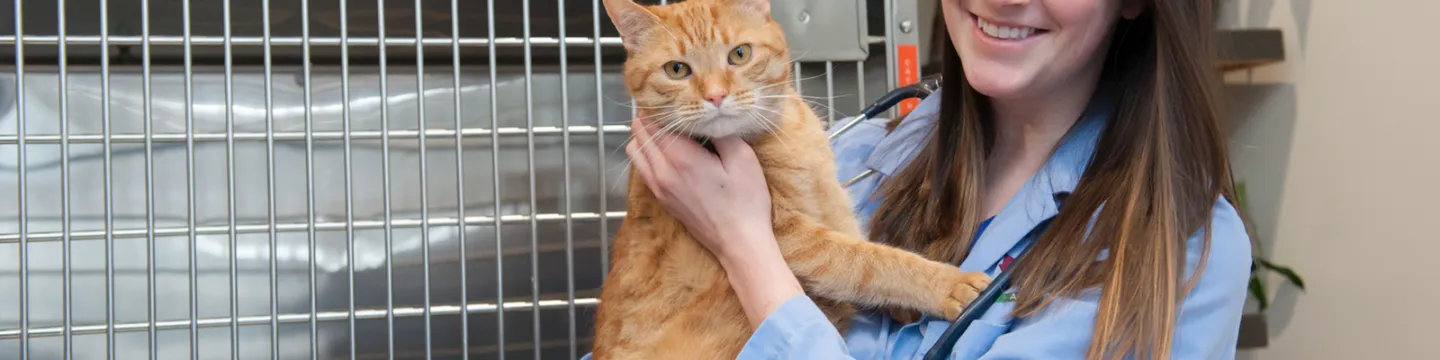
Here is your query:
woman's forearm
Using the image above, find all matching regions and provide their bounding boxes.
[718,229,806,329]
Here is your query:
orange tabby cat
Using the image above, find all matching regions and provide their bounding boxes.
[592,0,992,358]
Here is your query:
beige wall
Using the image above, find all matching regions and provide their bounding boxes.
[1219,0,1440,358]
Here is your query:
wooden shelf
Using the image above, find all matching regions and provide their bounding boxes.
[1217,28,1286,72]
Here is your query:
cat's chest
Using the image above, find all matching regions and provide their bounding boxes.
[759,160,836,214]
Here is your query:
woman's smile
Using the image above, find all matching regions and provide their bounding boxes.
[972,12,1049,43]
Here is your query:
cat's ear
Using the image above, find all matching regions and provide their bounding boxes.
[603,0,662,51]
[729,0,770,16]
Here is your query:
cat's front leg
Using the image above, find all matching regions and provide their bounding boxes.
[771,214,992,320]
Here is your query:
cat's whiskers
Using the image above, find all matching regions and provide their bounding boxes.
[744,105,786,129]
[606,107,690,162]
[786,94,853,101]
[746,104,805,133]
[784,49,813,67]
[607,158,634,194]
[775,70,831,89]
[651,120,693,154]
[749,80,802,94]
[743,107,793,152]
[755,95,848,121]
[646,108,702,149]
[606,107,697,194]
[744,73,829,99]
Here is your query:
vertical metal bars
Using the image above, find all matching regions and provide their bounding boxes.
[825,61,836,125]
[99,0,116,356]
[375,0,398,356]
[301,0,320,357]
[448,0,471,356]
[11,0,26,356]
[413,0,435,356]
[56,0,74,357]
[341,0,358,358]
[856,61,867,114]
[592,0,609,280]
[522,1,542,358]
[558,0,578,358]
[794,63,803,92]
[222,0,240,358]
[485,0,506,357]
[180,0,199,356]
[141,0,159,357]
[884,0,899,119]
[262,0,281,357]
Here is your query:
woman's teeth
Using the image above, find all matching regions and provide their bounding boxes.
[977,17,1037,40]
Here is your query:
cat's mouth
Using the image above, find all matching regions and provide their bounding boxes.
[684,113,770,139]
[648,93,782,140]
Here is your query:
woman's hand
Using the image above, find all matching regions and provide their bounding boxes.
[625,116,805,328]
[624,116,774,260]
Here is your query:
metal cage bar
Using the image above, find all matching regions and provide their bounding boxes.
[11,0,28,357]
[447,0,471,358]
[1,0,922,358]
[222,0,241,358]
[56,0,74,357]
[339,0,359,358]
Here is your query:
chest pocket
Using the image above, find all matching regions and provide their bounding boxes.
[920,300,1017,360]
[944,299,1013,358]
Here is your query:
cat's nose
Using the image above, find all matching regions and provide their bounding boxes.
[705,92,728,108]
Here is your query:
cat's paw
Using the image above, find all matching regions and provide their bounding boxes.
[936,271,992,320]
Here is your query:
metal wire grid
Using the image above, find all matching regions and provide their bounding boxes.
[0,0,918,358]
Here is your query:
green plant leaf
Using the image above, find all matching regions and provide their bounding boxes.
[1256,257,1306,291]
[1235,182,1250,211]
[1249,275,1269,312]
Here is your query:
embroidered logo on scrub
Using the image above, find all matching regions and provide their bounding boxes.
[998,254,1018,303]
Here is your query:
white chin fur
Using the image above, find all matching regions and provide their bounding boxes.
[689,114,763,139]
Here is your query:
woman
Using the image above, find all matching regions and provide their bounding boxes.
[626,0,1251,358]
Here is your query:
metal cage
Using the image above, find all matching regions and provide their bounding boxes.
[0,0,925,358]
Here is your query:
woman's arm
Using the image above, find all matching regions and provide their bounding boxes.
[735,295,858,359]
[722,228,860,359]
[718,227,807,329]
[976,199,1253,359]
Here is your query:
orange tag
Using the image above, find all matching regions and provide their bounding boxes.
[896,44,921,117]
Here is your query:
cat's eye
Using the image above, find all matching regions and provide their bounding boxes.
[728,44,752,65]
[662,61,691,79]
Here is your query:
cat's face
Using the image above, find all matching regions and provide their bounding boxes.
[604,0,791,139]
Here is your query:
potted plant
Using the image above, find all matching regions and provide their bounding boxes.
[1233,182,1306,349]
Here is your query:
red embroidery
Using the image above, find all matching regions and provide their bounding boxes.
[1000,255,1015,271]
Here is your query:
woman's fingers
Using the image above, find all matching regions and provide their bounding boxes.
[625,141,656,189]
[634,118,721,175]
[630,117,677,182]
[650,129,714,169]
[711,136,759,173]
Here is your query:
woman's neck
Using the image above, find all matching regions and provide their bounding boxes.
[988,79,1098,157]
[979,79,1099,218]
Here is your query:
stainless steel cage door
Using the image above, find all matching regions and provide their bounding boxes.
[0,0,924,358]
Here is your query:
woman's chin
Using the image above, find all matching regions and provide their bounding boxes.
[962,68,1035,100]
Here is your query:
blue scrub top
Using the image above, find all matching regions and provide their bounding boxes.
[583,87,1254,359]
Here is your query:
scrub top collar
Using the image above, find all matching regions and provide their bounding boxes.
[857,84,1118,273]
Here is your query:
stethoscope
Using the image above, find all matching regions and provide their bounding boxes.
[919,192,1065,360]
[836,79,1065,359]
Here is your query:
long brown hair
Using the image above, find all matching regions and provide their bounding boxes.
[866,2,1232,359]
